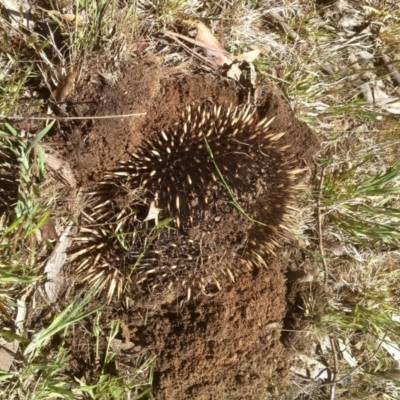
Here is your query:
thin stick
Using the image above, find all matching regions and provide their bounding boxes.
[318,334,387,387]
[1,113,146,121]
[316,165,329,283]
[329,334,338,400]
[164,31,217,70]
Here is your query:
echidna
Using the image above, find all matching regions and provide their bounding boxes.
[70,103,303,300]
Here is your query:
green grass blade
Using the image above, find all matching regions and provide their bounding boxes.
[25,121,55,157]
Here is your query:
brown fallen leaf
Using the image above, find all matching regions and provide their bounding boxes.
[192,23,261,71]
[53,70,78,102]
[166,22,260,88]
[40,220,58,241]
[42,144,77,188]
[38,7,81,23]
[234,49,260,63]
[164,31,216,70]
[131,41,150,52]
[194,22,232,66]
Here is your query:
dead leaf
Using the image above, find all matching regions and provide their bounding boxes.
[380,335,400,362]
[120,319,131,344]
[194,23,260,69]
[98,71,118,85]
[0,338,19,372]
[323,239,347,256]
[131,41,150,52]
[163,60,191,76]
[42,144,77,188]
[0,296,27,371]
[195,22,232,66]
[225,60,257,91]
[44,222,74,303]
[338,338,358,368]
[226,63,242,81]
[15,297,26,335]
[40,220,58,241]
[143,201,161,224]
[291,354,331,381]
[164,31,217,70]
[361,82,400,114]
[110,338,135,352]
[2,0,33,29]
[235,49,260,63]
[381,100,400,115]
[38,7,81,23]
[165,23,260,79]
[53,70,78,102]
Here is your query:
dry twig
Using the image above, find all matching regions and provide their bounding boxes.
[329,334,339,400]
[316,165,329,284]
[1,113,146,121]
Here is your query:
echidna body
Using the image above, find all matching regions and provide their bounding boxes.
[70,103,303,299]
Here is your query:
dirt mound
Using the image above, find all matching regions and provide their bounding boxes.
[55,56,320,399]
[131,260,289,399]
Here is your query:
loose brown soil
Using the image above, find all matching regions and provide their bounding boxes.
[49,56,320,399]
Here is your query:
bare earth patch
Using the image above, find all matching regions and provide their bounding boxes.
[47,57,320,399]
